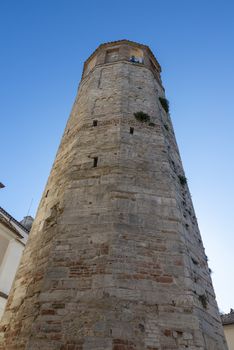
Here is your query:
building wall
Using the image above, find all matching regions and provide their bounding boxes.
[0,239,24,294]
[0,214,28,319]
[0,236,9,266]
[224,324,234,350]
[0,298,7,321]
[0,239,24,319]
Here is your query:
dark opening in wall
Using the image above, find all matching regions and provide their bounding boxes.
[130,127,134,134]
[45,190,49,198]
[93,120,98,127]
[93,157,98,167]
[105,49,119,63]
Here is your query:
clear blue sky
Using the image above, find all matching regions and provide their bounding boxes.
[0,0,233,313]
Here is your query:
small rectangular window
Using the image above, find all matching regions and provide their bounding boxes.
[93,120,98,126]
[130,127,134,134]
[93,157,98,167]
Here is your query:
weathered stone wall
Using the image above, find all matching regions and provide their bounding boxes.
[0,40,227,349]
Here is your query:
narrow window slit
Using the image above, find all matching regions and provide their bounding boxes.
[130,127,134,135]
[93,157,98,167]
[93,120,98,127]
[45,190,49,198]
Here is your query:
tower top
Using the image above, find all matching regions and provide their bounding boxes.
[82,39,162,83]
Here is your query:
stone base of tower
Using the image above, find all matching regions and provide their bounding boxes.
[0,218,227,349]
[0,291,227,350]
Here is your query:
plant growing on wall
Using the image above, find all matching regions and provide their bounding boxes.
[134,111,150,123]
[198,294,208,309]
[178,175,187,186]
[159,97,169,113]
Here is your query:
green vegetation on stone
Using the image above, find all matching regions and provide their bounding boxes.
[199,294,208,309]
[178,175,187,186]
[134,111,150,123]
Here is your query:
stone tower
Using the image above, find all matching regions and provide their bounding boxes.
[0,40,227,350]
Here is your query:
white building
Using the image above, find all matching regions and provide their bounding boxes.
[221,310,234,350]
[0,207,33,318]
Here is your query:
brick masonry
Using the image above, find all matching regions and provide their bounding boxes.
[0,40,228,349]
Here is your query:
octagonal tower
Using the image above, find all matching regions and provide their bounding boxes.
[0,40,227,350]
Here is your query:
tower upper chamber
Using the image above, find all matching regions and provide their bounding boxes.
[0,40,227,350]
